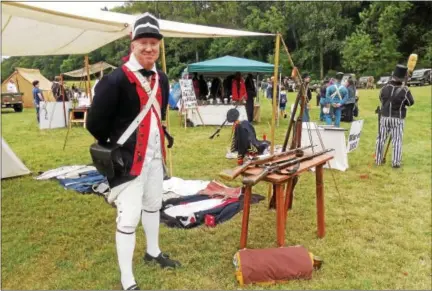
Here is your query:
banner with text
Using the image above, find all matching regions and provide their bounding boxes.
[347,120,364,152]
[179,79,198,110]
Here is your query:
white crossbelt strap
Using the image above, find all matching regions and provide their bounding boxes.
[116,72,160,145]
[330,84,343,99]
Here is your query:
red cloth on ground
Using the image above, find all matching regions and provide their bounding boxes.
[198,180,242,199]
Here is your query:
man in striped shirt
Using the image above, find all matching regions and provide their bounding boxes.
[375,64,415,168]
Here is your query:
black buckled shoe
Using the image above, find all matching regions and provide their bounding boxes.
[144,252,181,269]
[125,284,140,290]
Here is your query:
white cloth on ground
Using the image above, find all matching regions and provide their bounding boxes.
[163,198,223,219]
[35,165,88,180]
[162,177,209,197]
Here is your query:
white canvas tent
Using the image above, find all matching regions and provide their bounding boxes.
[1,1,273,56]
[1,137,31,179]
[63,61,116,78]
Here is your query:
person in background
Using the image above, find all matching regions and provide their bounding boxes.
[375,64,415,168]
[32,80,45,124]
[52,76,67,102]
[192,72,200,99]
[319,78,330,121]
[342,78,357,122]
[231,72,247,103]
[198,75,208,100]
[91,73,101,98]
[7,79,18,93]
[301,73,312,122]
[266,77,274,99]
[279,85,288,119]
[321,72,349,127]
[245,73,256,122]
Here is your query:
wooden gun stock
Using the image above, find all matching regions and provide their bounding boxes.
[243,168,270,186]
[242,149,334,186]
[218,145,315,181]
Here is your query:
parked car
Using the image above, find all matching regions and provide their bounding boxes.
[407,69,431,86]
[1,92,24,112]
[377,76,390,88]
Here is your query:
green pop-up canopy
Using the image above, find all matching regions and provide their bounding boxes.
[187,56,275,74]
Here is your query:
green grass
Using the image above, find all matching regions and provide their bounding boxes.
[1,86,431,290]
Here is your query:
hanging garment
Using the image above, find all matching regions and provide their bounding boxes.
[231,79,247,101]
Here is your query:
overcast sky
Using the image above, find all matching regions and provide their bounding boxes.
[1,1,126,59]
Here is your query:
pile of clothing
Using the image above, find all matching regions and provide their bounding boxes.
[161,178,264,228]
[36,166,265,228]
[35,165,109,195]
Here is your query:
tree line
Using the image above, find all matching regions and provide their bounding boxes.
[2,1,431,82]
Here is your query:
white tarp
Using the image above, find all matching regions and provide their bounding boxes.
[1,137,31,179]
[1,2,273,56]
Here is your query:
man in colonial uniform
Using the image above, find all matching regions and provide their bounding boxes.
[301,73,313,122]
[321,72,349,127]
[87,13,180,290]
[375,64,414,168]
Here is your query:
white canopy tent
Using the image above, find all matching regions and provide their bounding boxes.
[1,137,31,179]
[1,1,279,175]
[1,1,273,56]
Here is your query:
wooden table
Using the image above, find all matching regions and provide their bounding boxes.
[68,107,88,128]
[239,153,333,249]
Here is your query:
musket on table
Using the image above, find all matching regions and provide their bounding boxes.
[242,149,334,186]
[219,145,316,181]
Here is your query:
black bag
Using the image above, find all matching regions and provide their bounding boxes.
[89,142,127,179]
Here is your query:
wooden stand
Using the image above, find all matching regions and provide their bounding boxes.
[239,153,333,249]
[68,108,88,128]
[178,100,205,127]
[253,104,261,122]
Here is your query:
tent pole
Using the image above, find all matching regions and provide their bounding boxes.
[270,33,281,155]
[85,55,92,102]
[60,74,67,127]
[160,39,173,177]
[277,72,281,127]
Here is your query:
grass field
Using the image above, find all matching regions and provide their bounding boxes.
[1,86,431,290]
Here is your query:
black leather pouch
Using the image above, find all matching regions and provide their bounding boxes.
[89,142,126,179]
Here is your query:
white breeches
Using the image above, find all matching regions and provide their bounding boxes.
[111,112,164,230]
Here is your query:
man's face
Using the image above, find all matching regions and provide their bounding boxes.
[305,77,311,83]
[131,37,160,69]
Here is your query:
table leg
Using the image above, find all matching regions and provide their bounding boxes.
[316,164,325,238]
[240,186,252,249]
[284,178,294,218]
[276,184,285,247]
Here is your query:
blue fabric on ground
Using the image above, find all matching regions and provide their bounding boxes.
[57,170,107,194]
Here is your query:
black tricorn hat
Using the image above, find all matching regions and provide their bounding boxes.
[132,12,163,41]
[392,64,408,80]
[302,72,310,79]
